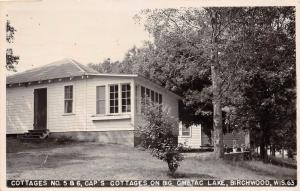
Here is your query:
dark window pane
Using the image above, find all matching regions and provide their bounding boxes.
[64,100,73,113]
[151,91,154,102]
[141,86,145,98]
[155,93,159,103]
[64,85,73,99]
[159,94,162,104]
[146,88,150,97]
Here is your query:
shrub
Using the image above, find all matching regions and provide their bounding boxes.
[135,101,184,175]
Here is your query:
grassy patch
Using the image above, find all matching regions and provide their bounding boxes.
[6,137,297,180]
[225,160,297,179]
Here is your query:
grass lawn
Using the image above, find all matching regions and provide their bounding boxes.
[6,138,297,180]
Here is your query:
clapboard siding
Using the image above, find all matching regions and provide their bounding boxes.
[7,76,181,139]
[133,79,180,131]
[179,125,249,148]
[48,80,87,132]
[178,124,202,148]
[6,79,87,134]
[6,87,34,134]
[85,77,134,131]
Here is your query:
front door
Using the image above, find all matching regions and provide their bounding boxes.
[34,88,47,130]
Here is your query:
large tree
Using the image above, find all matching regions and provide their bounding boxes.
[6,20,19,71]
[131,8,252,158]
[230,7,296,161]
[131,7,295,159]
[88,7,296,160]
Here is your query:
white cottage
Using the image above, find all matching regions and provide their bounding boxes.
[6,58,181,146]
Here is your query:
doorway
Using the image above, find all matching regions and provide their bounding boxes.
[33,88,47,130]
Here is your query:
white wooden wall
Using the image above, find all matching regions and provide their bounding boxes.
[133,78,180,131]
[85,77,134,131]
[6,76,180,135]
[178,124,202,148]
[6,79,87,134]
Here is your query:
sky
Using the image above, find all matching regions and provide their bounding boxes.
[4,0,292,74]
[4,0,154,73]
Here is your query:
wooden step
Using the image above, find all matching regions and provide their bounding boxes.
[25,132,44,136]
[21,129,50,142]
[28,129,49,133]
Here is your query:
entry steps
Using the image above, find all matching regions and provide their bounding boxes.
[21,129,50,141]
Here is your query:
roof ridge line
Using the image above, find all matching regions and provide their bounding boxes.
[69,58,86,74]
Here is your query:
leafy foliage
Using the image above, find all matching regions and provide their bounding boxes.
[6,20,19,71]
[135,101,184,175]
[88,7,296,161]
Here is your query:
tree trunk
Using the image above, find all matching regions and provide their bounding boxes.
[271,145,275,157]
[209,9,224,159]
[211,45,223,159]
[260,134,268,162]
[281,147,284,159]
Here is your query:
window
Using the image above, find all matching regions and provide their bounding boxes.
[109,85,119,113]
[64,85,73,113]
[182,124,191,137]
[155,92,159,103]
[121,84,131,112]
[159,94,162,104]
[96,86,105,114]
[108,83,131,114]
[140,86,162,113]
[151,90,155,102]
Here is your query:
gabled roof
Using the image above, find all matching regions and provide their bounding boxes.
[6,58,99,84]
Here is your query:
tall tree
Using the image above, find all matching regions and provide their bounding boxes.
[133,8,250,158]
[229,7,296,161]
[6,20,19,71]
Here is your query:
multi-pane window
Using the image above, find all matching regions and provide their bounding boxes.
[140,86,162,113]
[121,84,131,112]
[96,86,105,114]
[182,124,191,136]
[109,85,119,113]
[64,85,73,113]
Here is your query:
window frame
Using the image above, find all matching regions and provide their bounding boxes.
[107,83,132,115]
[109,84,119,114]
[96,85,106,115]
[181,124,192,137]
[121,83,131,113]
[140,85,163,114]
[64,85,74,114]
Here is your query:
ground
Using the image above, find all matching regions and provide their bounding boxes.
[6,138,297,180]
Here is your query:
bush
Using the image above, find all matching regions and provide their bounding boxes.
[135,101,184,175]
